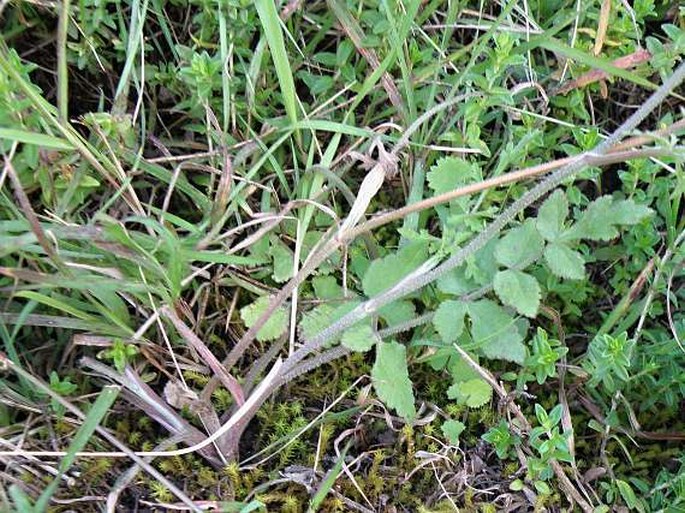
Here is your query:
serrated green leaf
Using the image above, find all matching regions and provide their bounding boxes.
[427,156,479,195]
[447,378,492,408]
[299,300,363,346]
[544,243,585,280]
[564,196,618,240]
[493,269,541,318]
[609,199,653,225]
[240,296,288,342]
[341,323,378,352]
[433,300,467,343]
[441,419,466,444]
[299,304,336,341]
[447,352,482,383]
[468,238,500,286]
[378,300,415,327]
[372,341,416,421]
[563,196,653,241]
[494,220,544,269]
[436,267,475,295]
[536,190,568,241]
[467,300,525,363]
[362,241,429,297]
[616,479,638,509]
[312,275,343,299]
[269,237,294,283]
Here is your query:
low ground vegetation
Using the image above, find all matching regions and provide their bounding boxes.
[0,0,684,511]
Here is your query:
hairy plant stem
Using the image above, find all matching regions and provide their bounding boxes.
[193,64,685,463]
[201,94,476,397]
[278,61,685,377]
[214,143,679,391]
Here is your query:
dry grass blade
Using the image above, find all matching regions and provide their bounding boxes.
[207,95,473,386]
[593,0,611,56]
[161,306,244,406]
[327,0,406,117]
[0,354,203,512]
[80,357,224,466]
[3,157,59,265]
[553,48,652,96]
[278,59,685,381]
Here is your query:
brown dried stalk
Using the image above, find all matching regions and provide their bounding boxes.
[0,354,203,512]
[278,60,685,377]
[204,94,478,399]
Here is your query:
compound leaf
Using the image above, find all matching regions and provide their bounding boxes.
[494,220,544,269]
[544,243,586,280]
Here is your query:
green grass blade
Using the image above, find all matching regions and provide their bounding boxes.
[9,485,35,513]
[0,128,74,150]
[149,0,178,60]
[307,441,350,512]
[14,291,96,321]
[290,120,378,138]
[218,3,231,132]
[254,0,300,131]
[535,38,658,91]
[34,386,120,511]
[124,155,210,210]
[56,0,70,123]
[112,0,149,115]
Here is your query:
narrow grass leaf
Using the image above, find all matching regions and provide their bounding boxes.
[14,291,96,321]
[9,485,35,513]
[538,38,658,91]
[255,0,299,130]
[34,386,120,511]
[308,442,350,512]
[0,128,74,150]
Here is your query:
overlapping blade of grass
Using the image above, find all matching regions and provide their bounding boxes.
[0,44,144,214]
[379,0,423,120]
[307,442,350,512]
[31,386,120,511]
[112,0,150,115]
[255,0,300,132]
[0,128,74,150]
[328,0,406,118]
[217,3,231,132]
[534,37,659,91]
[56,0,69,123]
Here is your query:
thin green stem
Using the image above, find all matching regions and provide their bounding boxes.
[57,0,69,123]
